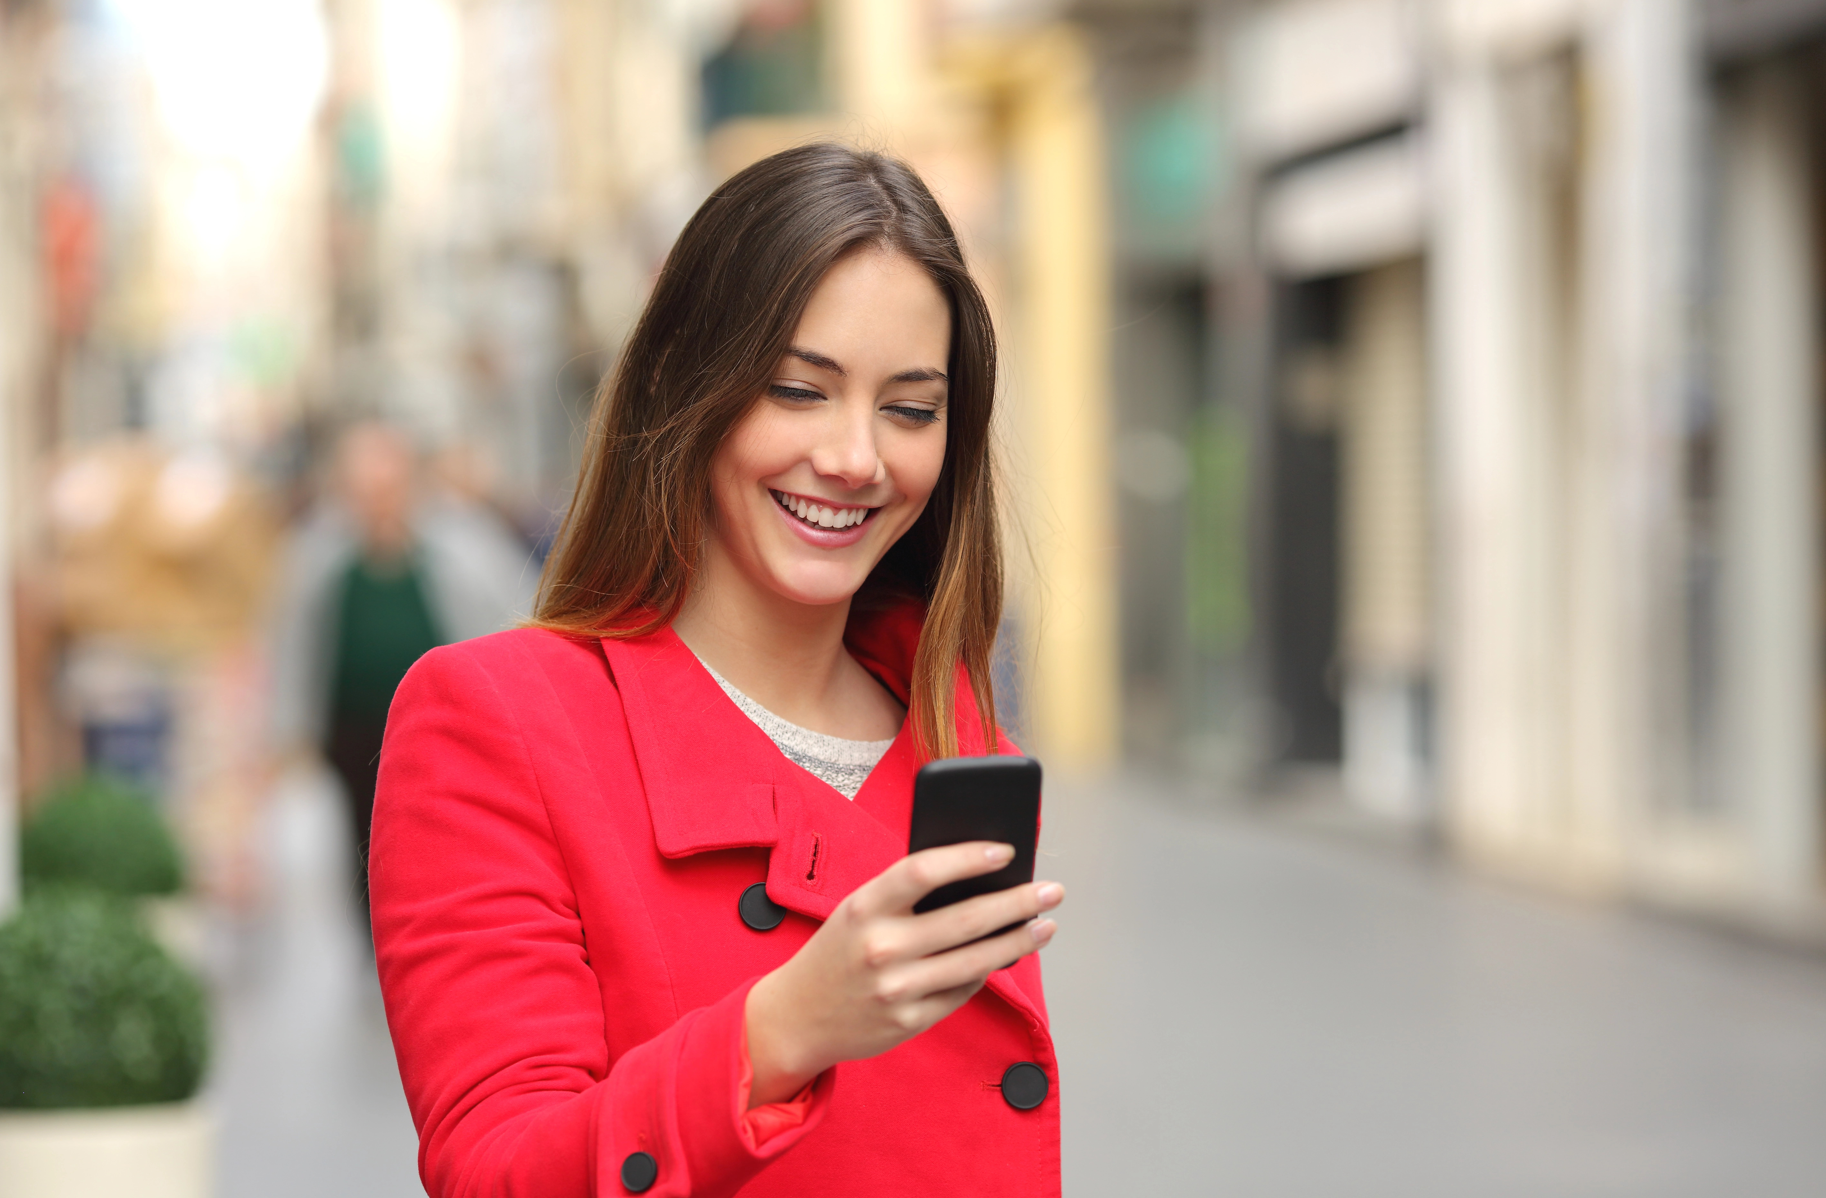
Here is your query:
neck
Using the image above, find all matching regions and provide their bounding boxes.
[671,547,855,724]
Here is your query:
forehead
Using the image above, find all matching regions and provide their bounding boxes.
[791,249,951,368]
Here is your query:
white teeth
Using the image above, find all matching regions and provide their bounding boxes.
[773,490,868,530]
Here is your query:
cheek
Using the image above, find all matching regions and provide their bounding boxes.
[721,406,806,482]
[890,434,947,508]
[705,443,757,545]
[711,409,785,507]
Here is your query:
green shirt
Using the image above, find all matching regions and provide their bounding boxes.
[329,552,443,723]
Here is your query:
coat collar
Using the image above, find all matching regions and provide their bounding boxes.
[599,602,1043,1025]
[600,601,932,904]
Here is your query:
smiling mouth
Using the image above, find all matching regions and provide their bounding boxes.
[770,489,876,530]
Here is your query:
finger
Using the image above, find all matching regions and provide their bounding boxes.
[872,978,987,1045]
[852,842,1015,917]
[900,881,1064,959]
[897,917,1057,999]
[912,976,987,1024]
[898,921,1052,1001]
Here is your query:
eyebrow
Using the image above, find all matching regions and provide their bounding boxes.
[786,346,948,386]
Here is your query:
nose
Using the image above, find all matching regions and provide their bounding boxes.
[810,398,885,490]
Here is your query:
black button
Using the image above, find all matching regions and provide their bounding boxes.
[1001,1062,1048,1110]
[621,1150,657,1192]
[739,883,786,931]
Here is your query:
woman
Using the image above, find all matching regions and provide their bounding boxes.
[370,143,1065,1198]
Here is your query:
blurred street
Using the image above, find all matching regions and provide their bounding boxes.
[209,769,417,1198]
[1044,779,1826,1197]
[209,770,1826,1198]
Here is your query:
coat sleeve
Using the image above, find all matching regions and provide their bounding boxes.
[369,644,832,1198]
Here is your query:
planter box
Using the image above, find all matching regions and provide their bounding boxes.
[142,896,209,970]
[0,1102,213,1198]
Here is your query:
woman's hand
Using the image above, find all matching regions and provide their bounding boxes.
[743,842,1063,1107]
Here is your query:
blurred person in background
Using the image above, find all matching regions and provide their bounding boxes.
[270,422,537,932]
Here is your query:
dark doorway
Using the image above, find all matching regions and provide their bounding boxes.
[1114,277,1206,762]
[1267,275,1345,762]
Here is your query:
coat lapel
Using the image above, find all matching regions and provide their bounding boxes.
[601,625,912,921]
[602,627,780,857]
[600,611,1046,1030]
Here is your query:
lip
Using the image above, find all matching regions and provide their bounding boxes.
[769,489,878,549]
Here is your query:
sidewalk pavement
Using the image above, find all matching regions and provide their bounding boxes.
[207,768,1826,1197]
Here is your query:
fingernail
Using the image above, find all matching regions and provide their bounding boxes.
[1035,883,1062,908]
[1030,919,1056,944]
[987,844,1014,862]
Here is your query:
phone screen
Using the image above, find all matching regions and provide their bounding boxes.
[907,755,1042,915]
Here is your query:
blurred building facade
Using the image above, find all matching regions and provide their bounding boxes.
[1152,0,1826,922]
[5,0,1826,932]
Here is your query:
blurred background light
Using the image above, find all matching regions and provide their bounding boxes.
[376,0,460,196]
[105,0,329,170]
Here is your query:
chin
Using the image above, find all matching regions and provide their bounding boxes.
[764,561,873,608]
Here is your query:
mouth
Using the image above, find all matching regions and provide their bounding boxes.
[770,489,877,531]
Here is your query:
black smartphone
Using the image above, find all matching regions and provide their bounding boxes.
[907,755,1042,917]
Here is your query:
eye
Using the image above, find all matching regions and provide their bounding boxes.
[768,384,823,402]
[883,404,942,426]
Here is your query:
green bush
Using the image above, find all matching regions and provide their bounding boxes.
[0,889,209,1109]
[21,775,184,898]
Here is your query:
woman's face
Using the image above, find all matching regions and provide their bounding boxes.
[707,247,951,610]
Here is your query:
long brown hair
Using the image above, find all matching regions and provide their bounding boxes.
[534,143,1001,760]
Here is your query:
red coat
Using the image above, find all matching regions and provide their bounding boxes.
[370,602,1060,1198]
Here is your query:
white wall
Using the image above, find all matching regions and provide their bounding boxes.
[1719,60,1821,904]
